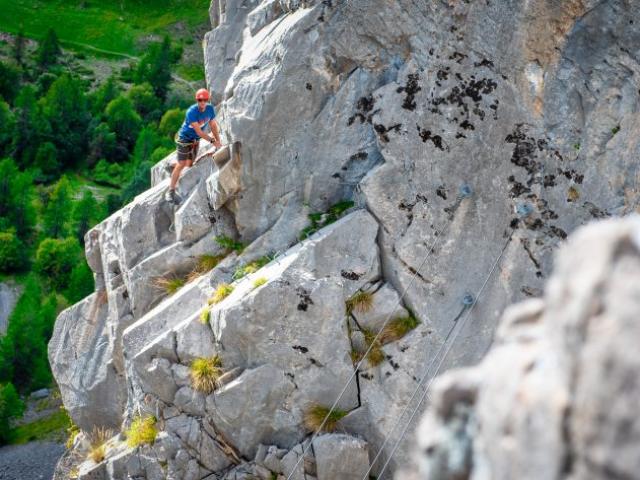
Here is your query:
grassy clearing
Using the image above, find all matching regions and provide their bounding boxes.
[9,409,71,445]
[126,415,157,448]
[0,0,210,56]
[303,404,348,433]
[190,356,223,394]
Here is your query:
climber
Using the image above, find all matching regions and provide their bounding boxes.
[165,88,222,205]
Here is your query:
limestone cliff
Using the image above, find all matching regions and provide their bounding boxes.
[49,1,640,479]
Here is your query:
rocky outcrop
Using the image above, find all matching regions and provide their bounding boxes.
[405,217,640,480]
[50,0,640,479]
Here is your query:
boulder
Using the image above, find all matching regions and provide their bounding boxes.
[312,434,369,480]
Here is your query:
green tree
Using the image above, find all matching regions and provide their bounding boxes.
[0,230,27,273]
[0,62,20,105]
[0,100,15,157]
[37,28,61,69]
[34,142,60,182]
[0,383,24,443]
[120,160,152,206]
[72,190,98,244]
[159,107,183,138]
[133,127,163,164]
[13,28,25,65]
[127,82,161,122]
[41,74,89,167]
[42,177,72,238]
[90,75,120,116]
[0,159,36,240]
[12,86,46,168]
[134,36,172,100]
[35,237,81,291]
[65,261,94,304]
[105,96,141,150]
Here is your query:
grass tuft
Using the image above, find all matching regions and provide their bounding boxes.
[346,291,373,314]
[153,275,185,295]
[253,277,267,289]
[214,235,245,253]
[232,254,273,280]
[208,283,234,305]
[378,315,420,344]
[87,426,114,464]
[187,254,226,282]
[303,404,348,433]
[350,329,385,367]
[190,356,223,394]
[199,306,210,324]
[126,416,157,448]
[299,200,355,240]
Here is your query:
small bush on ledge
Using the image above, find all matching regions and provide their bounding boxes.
[214,235,245,253]
[190,356,223,394]
[303,404,348,433]
[208,283,234,304]
[126,416,157,448]
[232,254,273,280]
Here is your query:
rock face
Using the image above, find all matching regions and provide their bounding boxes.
[407,217,640,480]
[50,0,640,479]
[0,281,21,335]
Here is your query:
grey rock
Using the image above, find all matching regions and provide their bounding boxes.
[173,386,206,416]
[175,180,213,243]
[0,281,22,335]
[281,440,315,480]
[312,434,369,480]
[29,388,49,400]
[351,283,409,333]
[411,217,640,480]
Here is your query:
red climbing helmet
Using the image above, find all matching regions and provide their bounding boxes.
[195,88,210,101]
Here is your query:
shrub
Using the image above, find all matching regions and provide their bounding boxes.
[0,230,27,273]
[346,291,373,314]
[299,200,355,240]
[153,275,185,296]
[35,237,82,291]
[190,356,223,394]
[126,416,157,448]
[0,383,25,443]
[253,277,267,289]
[214,235,245,253]
[303,404,348,433]
[378,315,420,345]
[87,426,114,463]
[208,283,234,305]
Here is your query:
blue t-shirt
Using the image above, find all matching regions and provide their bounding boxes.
[178,104,216,141]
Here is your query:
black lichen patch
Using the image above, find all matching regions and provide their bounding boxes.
[388,357,400,371]
[505,125,542,178]
[396,73,422,111]
[349,151,368,162]
[341,270,362,281]
[436,185,448,200]
[449,51,467,63]
[296,287,314,311]
[460,119,475,130]
[305,83,312,90]
[309,358,324,367]
[374,123,402,143]
[583,202,610,219]
[474,58,495,68]
[549,226,568,240]
[556,168,584,184]
[292,345,309,354]
[348,94,377,125]
[417,125,447,151]
[360,373,373,380]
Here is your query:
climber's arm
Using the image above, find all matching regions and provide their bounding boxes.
[208,119,222,148]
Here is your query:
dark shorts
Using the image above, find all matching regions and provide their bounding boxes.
[176,138,199,162]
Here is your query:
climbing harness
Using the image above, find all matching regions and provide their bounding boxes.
[285,184,475,480]
[361,226,514,480]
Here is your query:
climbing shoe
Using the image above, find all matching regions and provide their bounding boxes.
[165,189,182,205]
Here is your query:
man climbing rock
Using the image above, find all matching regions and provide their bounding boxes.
[165,88,222,204]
